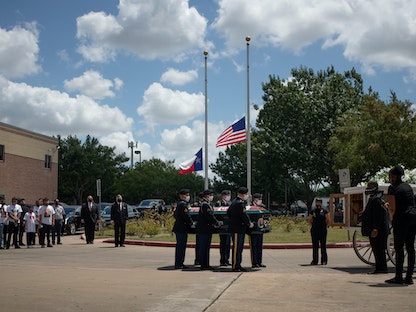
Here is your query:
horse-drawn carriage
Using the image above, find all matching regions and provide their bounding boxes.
[330,184,416,266]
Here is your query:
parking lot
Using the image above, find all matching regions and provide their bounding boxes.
[1,234,415,312]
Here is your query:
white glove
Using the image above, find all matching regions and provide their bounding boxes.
[217,221,224,226]
[249,222,254,228]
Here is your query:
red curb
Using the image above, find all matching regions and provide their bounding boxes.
[101,239,355,249]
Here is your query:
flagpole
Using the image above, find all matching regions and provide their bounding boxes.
[204,50,209,189]
[246,36,251,196]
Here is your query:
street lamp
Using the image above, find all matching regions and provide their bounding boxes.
[128,141,137,169]
[134,150,141,164]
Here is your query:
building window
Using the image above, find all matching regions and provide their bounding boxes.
[44,154,52,169]
[0,144,4,161]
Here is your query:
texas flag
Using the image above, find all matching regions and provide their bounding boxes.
[178,148,203,174]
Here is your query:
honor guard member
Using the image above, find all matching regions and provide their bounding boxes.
[216,190,232,266]
[385,166,416,285]
[308,199,330,265]
[249,193,266,268]
[197,189,221,270]
[193,191,204,265]
[172,189,194,269]
[227,187,253,272]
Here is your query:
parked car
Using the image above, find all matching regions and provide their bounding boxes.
[65,205,83,235]
[136,199,164,214]
[101,204,140,226]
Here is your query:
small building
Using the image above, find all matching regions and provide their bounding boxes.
[0,122,58,204]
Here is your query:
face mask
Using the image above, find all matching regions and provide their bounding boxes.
[225,195,231,201]
[208,195,214,202]
[243,194,249,201]
[117,198,122,203]
[254,199,262,206]
[185,195,190,202]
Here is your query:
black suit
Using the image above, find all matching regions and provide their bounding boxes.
[111,201,128,246]
[81,202,99,244]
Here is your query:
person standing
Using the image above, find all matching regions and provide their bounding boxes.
[249,193,266,268]
[6,197,22,249]
[23,205,37,248]
[81,195,99,244]
[38,198,55,248]
[172,189,194,269]
[385,166,416,285]
[52,199,65,245]
[197,189,221,270]
[0,195,7,249]
[193,191,204,265]
[308,199,330,265]
[111,194,128,247]
[361,181,389,274]
[227,187,253,272]
[216,190,231,266]
[18,198,28,246]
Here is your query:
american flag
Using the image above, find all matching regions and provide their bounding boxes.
[216,117,246,147]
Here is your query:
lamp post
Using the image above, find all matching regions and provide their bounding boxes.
[128,141,137,169]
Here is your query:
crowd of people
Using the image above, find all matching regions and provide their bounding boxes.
[0,197,66,249]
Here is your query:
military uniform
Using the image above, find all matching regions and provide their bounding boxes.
[310,204,329,265]
[216,190,231,266]
[249,193,266,268]
[227,187,251,272]
[172,189,193,269]
[196,190,220,270]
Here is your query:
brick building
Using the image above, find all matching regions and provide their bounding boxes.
[0,122,58,204]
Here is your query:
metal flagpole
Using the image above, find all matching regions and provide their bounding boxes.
[204,50,209,189]
[246,36,251,196]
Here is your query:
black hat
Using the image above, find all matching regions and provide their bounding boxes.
[237,187,248,194]
[389,165,404,177]
[203,189,214,196]
[253,193,262,199]
[221,190,231,195]
[198,192,204,199]
[179,189,190,195]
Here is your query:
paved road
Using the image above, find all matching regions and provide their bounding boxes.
[1,235,415,312]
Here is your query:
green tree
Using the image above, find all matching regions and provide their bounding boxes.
[329,92,416,185]
[256,66,364,208]
[58,135,128,204]
[115,158,205,204]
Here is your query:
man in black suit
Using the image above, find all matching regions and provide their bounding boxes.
[81,195,99,244]
[111,194,128,247]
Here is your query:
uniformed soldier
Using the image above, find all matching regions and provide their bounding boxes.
[193,191,204,265]
[172,189,194,269]
[227,187,253,272]
[216,190,231,266]
[308,199,330,265]
[249,193,266,268]
[197,189,221,270]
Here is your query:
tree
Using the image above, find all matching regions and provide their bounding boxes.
[256,66,364,208]
[329,92,416,185]
[58,135,128,204]
[114,158,205,204]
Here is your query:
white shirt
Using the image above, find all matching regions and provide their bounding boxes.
[23,212,37,232]
[38,205,55,225]
[0,203,8,224]
[7,204,22,225]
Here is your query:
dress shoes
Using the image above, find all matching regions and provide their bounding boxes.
[368,270,388,275]
[233,267,247,272]
[310,261,318,265]
[120,244,125,247]
[404,277,414,285]
[259,264,266,268]
[385,277,405,284]
[252,264,259,268]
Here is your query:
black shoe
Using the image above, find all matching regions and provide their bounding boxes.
[252,264,259,268]
[404,277,414,285]
[259,264,267,268]
[57,242,62,245]
[19,243,25,246]
[225,261,231,266]
[385,277,405,284]
[368,270,388,275]
[321,261,327,265]
[174,266,183,269]
[0,247,4,249]
[47,244,53,248]
[310,261,318,265]
[220,263,227,266]
[201,266,213,270]
[120,244,125,247]
[115,245,118,247]
[195,261,200,265]
[15,245,21,249]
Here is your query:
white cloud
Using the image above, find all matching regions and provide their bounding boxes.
[0,76,133,137]
[212,0,416,71]
[160,68,198,86]
[137,82,204,126]
[76,0,208,62]
[0,23,41,78]
[64,70,123,100]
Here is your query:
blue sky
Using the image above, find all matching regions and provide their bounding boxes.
[1,0,416,176]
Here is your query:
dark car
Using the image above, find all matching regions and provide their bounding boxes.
[136,199,164,214]
[65,205,82,235]
[101,204,140,226]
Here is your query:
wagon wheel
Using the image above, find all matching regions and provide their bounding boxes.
[352,230,375,265]
[352,230,393,266]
